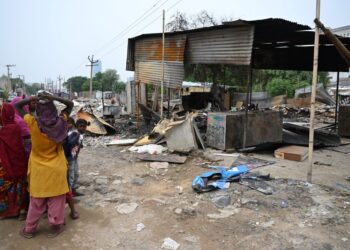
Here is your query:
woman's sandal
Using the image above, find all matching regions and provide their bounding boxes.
[18,212,27,221]
[70,211,79,220]
[20,228,35,239]
[47,225,65,238]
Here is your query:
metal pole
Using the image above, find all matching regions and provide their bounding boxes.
[89,58,93,99]
[161,9,165,117]
[167,87,171,118]
[307,0,321,183]
[334,71,340,130]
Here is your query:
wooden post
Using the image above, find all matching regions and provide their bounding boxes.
[152,86,159,111]
[307,0,321,183]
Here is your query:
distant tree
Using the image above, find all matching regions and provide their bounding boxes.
[166,10,217,32]
[113,82,126,94]
[80,69,124,92]
[190,10,218,29]
[166,11,189,31]
[64,76,88,93]
[101,69,119,91]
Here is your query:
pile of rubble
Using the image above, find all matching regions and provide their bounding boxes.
[271,105,336,124]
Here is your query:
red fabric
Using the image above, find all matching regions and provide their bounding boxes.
[0,103,27,179]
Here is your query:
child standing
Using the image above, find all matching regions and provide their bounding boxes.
[64,118,87,197]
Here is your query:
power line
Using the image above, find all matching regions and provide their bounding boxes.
[63,0,167,79]
[99,0,184,60]
[93,0,170,56]
[64,0,183,79]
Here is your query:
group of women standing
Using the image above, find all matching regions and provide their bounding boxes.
[0,93,73,238]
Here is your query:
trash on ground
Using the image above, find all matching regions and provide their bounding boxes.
[136,223,145,232]
[129,144,167,154]
[192,165,249,193]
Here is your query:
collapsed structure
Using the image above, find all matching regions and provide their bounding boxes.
[125,18,350,149]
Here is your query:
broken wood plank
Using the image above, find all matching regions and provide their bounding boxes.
[106,139,137,146]
[274,145,308,162]
[137,154,187,164]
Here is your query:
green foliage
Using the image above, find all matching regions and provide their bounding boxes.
[63,76,88,93]
[266,78,295,98]
[70,69,125,93]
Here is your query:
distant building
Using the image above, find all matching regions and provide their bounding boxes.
[93,60,102,76]
[0,76,11,91]
[332,25,350,38]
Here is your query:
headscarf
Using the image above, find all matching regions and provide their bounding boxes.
[0,103,27,178]
[10,97,30,138]
[36,101,67,143]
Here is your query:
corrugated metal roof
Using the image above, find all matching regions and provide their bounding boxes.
[186,26,254,65]
[126,17,350,76]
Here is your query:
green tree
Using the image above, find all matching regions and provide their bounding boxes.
[266,78,295,98]
[63,76,88,93]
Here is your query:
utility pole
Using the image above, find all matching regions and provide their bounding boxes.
[18,74,25,95]
[57,75,63,94]
[86,55,99,99]
[161,9,165,117]
[6,64,16,91]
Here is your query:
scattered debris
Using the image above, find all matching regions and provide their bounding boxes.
[280,200,288,208]
[165,115,198,153]
[161,237,180,250]
[174,208,183,215]
[117,203,138,214]
[211,192,231,208]
[314,161,332,167]
[207,205,239,219]
[131,178,145,186]
[275,145,308,162]
[77,108,116,135]
[129,144,167,154]
[283,123,341,147]
[192,165,249,193]
[149,162,169,170]
[137,154,187,164]
[106,138,137,146]
[240,173,274,195]
[136,223,145,232]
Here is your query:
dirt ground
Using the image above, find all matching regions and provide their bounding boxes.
[1,143,350,250]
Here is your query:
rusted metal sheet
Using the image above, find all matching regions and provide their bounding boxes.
[131,35,186,88]
[186,26,254,65]
[135,35,186,62]
[77,110,116,135]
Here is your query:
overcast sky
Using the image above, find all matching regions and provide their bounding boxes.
[0,0,349,84]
